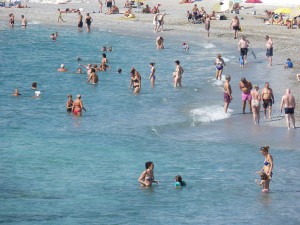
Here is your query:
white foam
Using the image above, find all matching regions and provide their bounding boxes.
[190,105,233,124]
[203,43,216,49]
[28,21,40,25]
[222,57,230,62]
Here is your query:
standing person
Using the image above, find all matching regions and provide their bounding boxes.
[223,75,232,113]
[132,71,141,94]
[77,11,83,31]
[101,53,108,64]
[251,85,261,124]
[265,35,273,66]
[21,15,27,28]
[138,161,159,187]
[149,62,156,88]
[280,88,296,130]
[257,146,273,192]
[85,13,93,32]
[57,9,65,23]
[153,13,159,33]
[72,94,86,116]
[214,54,226,80]
[239,77,252,114]
[173,60,184,88]
[9,13,14,27]
[87,68,99,84]
[261,82,274,120]
[230,15,240,39]
[205,15,210,37]
[105,0,114,13]
[66,94,73,112]
[156,13,166,32]
[98,0,103,13]
[238,35,250,65]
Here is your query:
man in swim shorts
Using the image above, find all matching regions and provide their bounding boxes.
[239,77,252,114]
[238,35,250,65]
[224,75,232,113]
[105,0,114,13]
[78,11,83,31]
[265,35,273,66]
[280,89,296,130]
[230,15,240,39]
[261,82,274,120]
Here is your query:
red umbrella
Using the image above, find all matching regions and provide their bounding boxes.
[245,0,262,3]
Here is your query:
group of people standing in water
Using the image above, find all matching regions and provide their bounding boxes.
[138,145,273,192]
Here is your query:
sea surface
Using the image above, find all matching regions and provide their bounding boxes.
[0,23,299,224]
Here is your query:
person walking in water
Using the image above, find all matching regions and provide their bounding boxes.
[223,75,232,113]
[239,77,252,114]
[77,11,83,31]
[261,82,274,120]
[251,85,261,124]
[149,63,156,88]
[72,94,86,116]
[238,35,250,65]
[138,161,159,187]
[173,60,184,88]
[85,13,93,32]
[280,88,296,130]
[57,9,65,22]
[257,146,273,192]
[215,54,226,80]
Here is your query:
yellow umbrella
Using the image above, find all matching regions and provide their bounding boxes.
[274,8,292,14]
[290,6,300,18]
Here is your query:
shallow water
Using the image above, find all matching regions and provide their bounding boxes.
[0,23,299,224]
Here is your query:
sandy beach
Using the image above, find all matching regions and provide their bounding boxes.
[1,0,299,127]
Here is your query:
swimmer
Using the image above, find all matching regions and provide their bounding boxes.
[138,161,159,187]
[76,68,82,74]
[182,42,189,51]
[50,32,57,41]
[149,62,156,88]
[12,88,21,96]
[102,53,108,64]
[33,90,41,98]
[117,68,122,73]
[57,64,67,72]
[99,62,111,71]
[87,68,99,84]
[175,175,186,187]
[66,94,73,112]
[77,57,82,61]
[32,82,37,90]
[101,46,107,51]
[72,94,86,116]
[107,46,113,51]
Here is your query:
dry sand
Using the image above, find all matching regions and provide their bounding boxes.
[1,0,299,127]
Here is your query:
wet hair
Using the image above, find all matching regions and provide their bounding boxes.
[117,68,122,73]
[260,173,268,180]
[102,53,106,58]
[225,75,231,80]
[260,146,270,153]
[175,60,180,65]
[175,175,183,185]
[241,77,246,82]
[149,62,155,66]
[130,67,136,75]
[145,161,153,169]
[32,82,37,88]
[77,57,81,61]
[90,68,96,73]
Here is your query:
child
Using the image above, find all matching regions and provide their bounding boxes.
[255,172,268,192]
[239,55,244,68]
[174,175,186,187]
[284,58,293,69]
[182,42,189,51]
[187,10,193,22]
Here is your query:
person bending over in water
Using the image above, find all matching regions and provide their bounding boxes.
[138,161,159,187]
[66,94,73,112]
[72,94,86,116]
[149,62,156,88]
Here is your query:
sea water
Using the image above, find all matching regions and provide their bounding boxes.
[0,23,300,225]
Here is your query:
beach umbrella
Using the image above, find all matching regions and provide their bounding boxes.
[230,0,242,3]
[274,8,292,14]
[290,6,300,18]
[245,0,262,3]
[213,2,222,12]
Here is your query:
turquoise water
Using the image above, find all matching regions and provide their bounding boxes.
[1,24,300,224]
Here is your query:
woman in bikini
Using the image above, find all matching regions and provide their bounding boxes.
[72,94,86,116]
[85,13,93,32]
[66,94,73,112]
[215,54,226,80]
[149,62,156,88]
[132,71,141,94]
[138,161,159,187]
[250,85,261,124]
[257,146,274,192]
[101,53,108,64]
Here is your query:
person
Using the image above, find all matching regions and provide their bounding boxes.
[76,68,82,74]
[187,10,193,22]
[72,94,86,116]
[99,62,111,71]
[32,82,37,90]
[57,64,67,72]
[80,63,92,75]
[57,9,65,23]
[138,161,159,187]
[156,36,164,49]
[230,15,240,39]
[239,77,252,114]
[173,60,184,88]
[192,4,200,21]
[107,46,113,51]
[78,11,83,31]
[101,46,107,51]
[214,54,226,80]
[265,35,273,66]
[284,58,293,69]
[21,15,27,28]
[142,4,151,13]
[205,15,210,37]
[66,94,73,112]
[124,0,131,8]
[257,146,273,192]
[297,74,300,82]
[50,32,58,41]
[238,35,250,65]
[280,89,296,130]
[251,85,261,124]
[224,75,232,113]
[12,88,21,96]
[33,90,41,98]
[9,13,14,27]
[131,70,141,94]
[105,0,114,13]
[98,0,103,13]
[117,68,122,73]
[156,13,166,32]
[85,13,93,32]
[255,172,268,192]
[153,13,159,33]
[182,42,189,51]
[107,5,119,14]
[101,53,108,64]
[261,82,274,120]
[239,55,244,68]
[175,175,186,187]
[87,68,99,84]
[149,62,156,88]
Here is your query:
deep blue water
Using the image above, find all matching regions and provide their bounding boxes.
[0,23,300,224]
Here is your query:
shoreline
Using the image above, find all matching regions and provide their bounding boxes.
[1,0,299,128]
